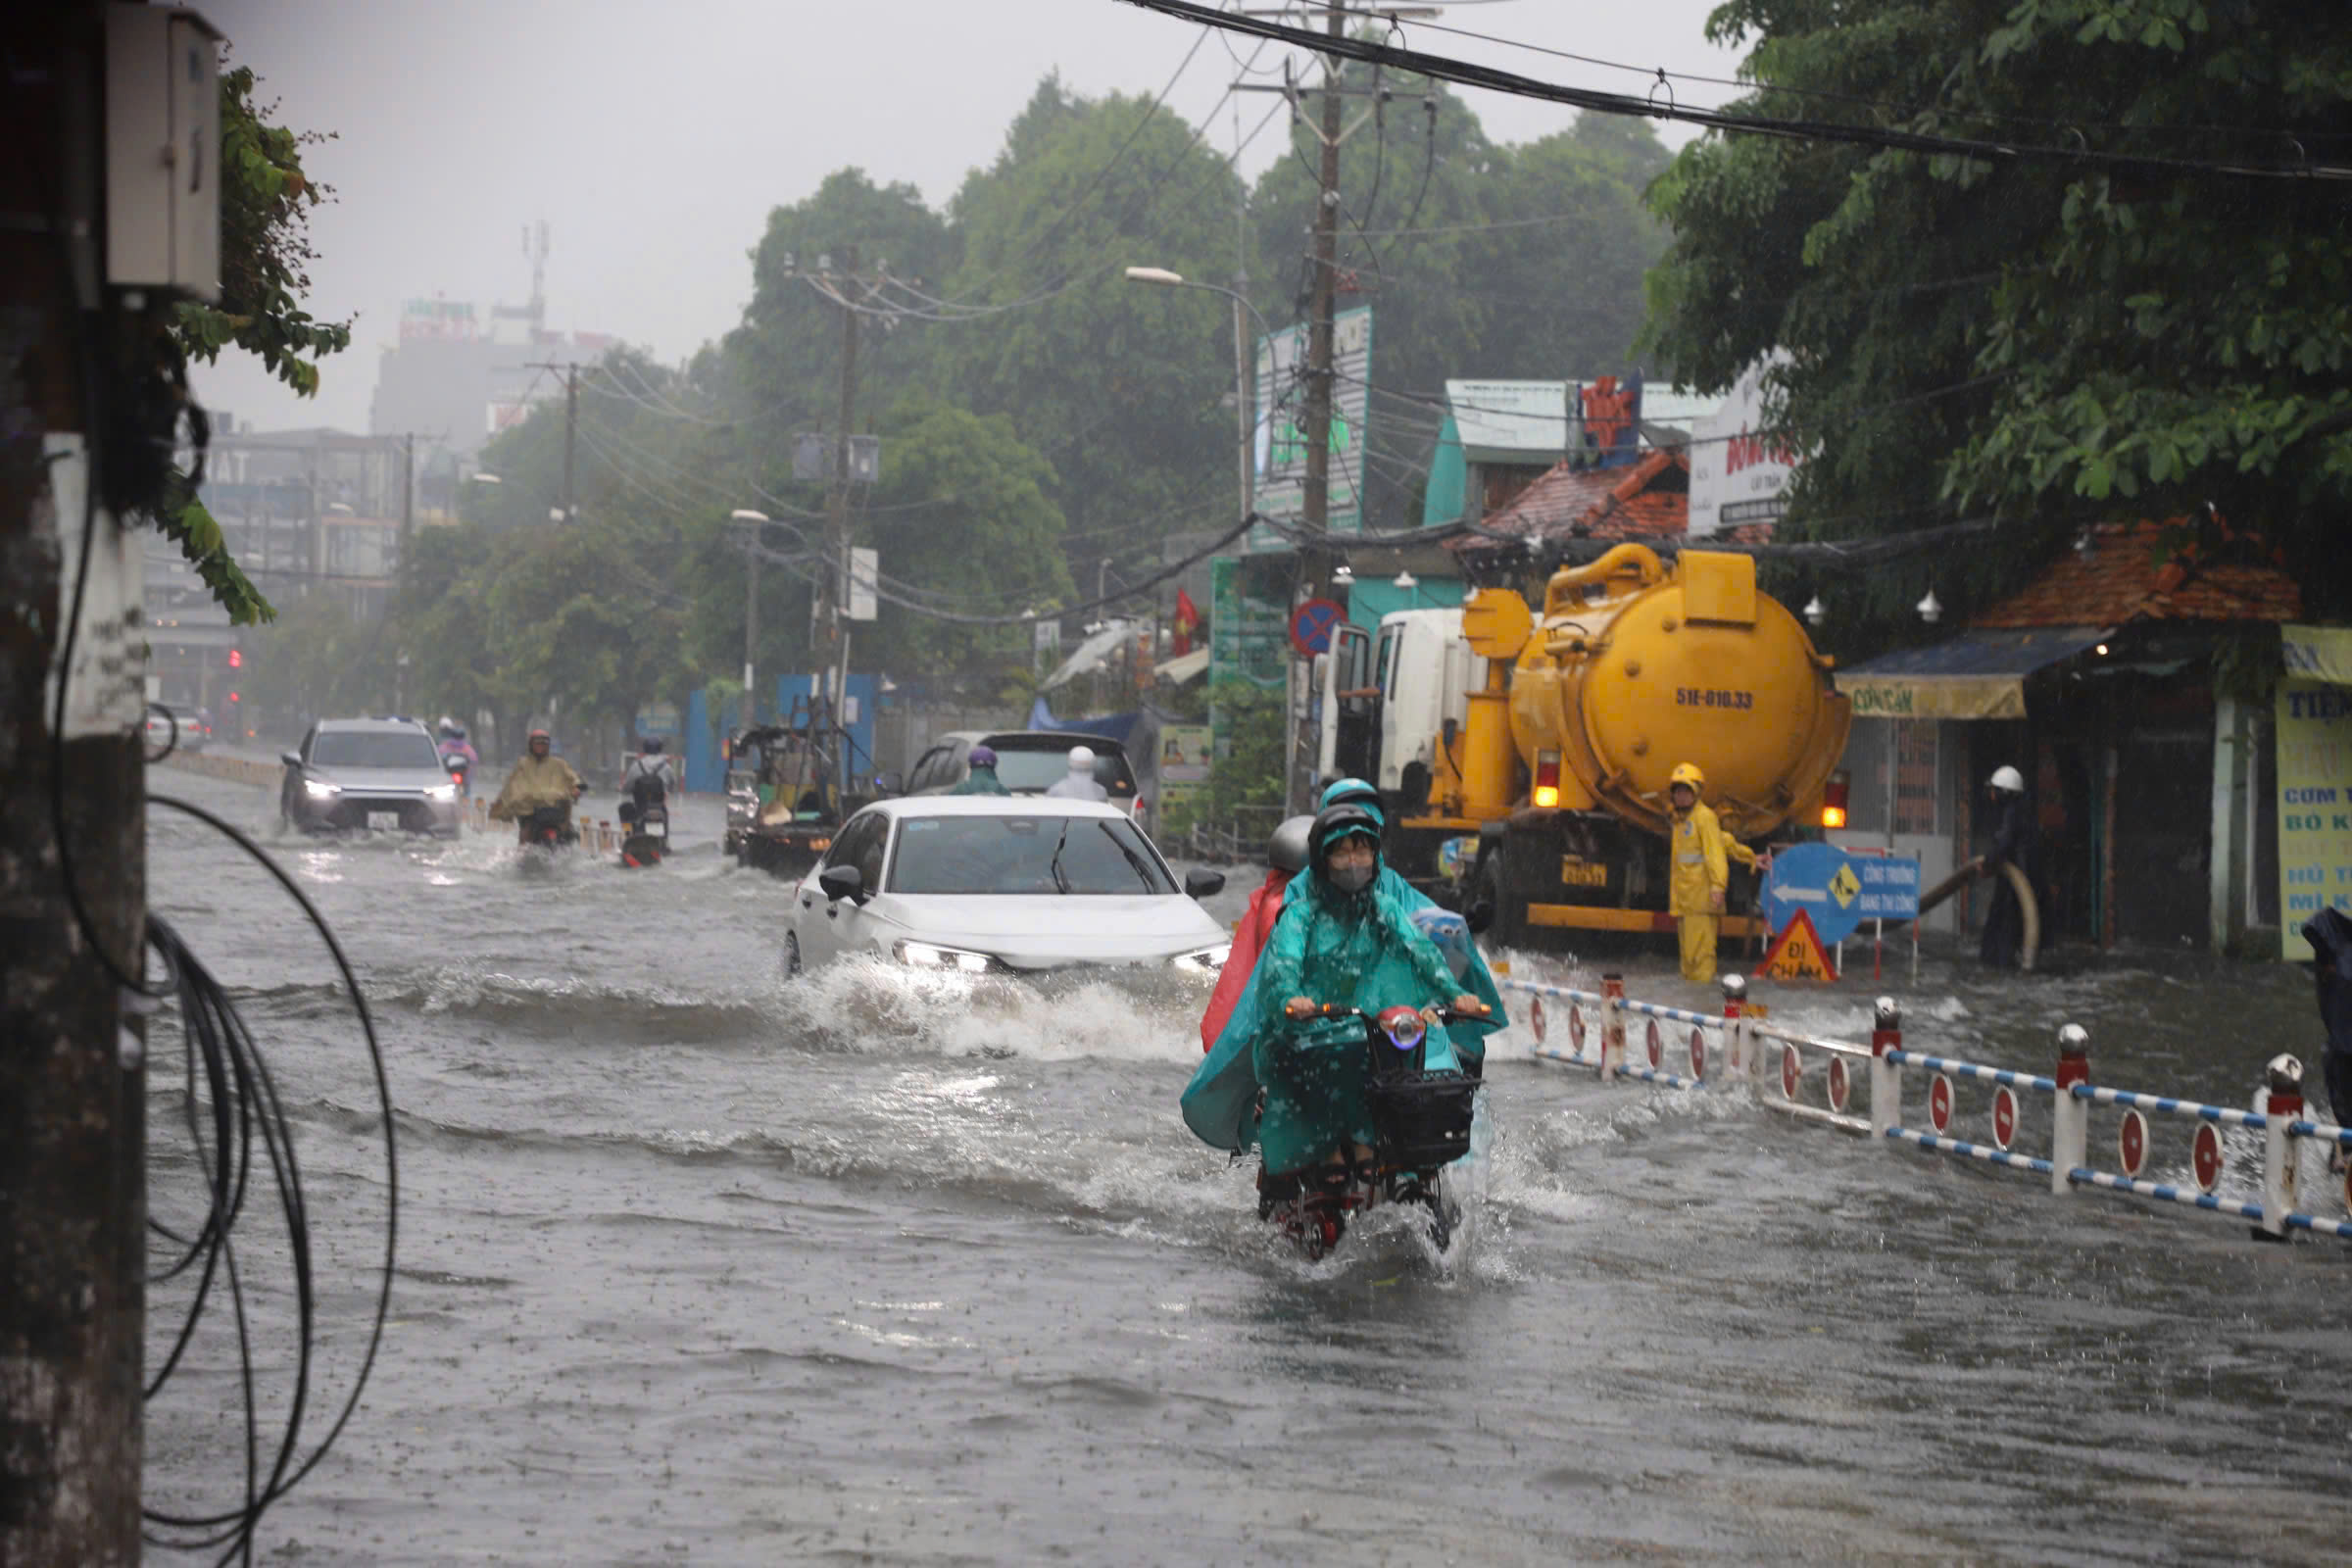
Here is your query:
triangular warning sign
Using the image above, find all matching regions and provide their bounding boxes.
[1757,908,1838,983]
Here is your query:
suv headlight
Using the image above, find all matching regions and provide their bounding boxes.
[304,779,341,798]
[426,783,457,801]
[1171,943,1231,973]
[893,940,998,974]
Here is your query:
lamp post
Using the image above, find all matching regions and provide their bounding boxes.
[732,509,770,731]
[1124,267,1269,526]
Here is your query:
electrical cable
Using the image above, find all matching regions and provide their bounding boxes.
[137,794,397,1567]
[1113,0,2352,182]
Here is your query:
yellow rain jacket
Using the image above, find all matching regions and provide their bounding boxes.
[1669,800,1731,917]
[488,752,584,821]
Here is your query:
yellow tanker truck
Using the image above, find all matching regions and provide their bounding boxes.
[1357,543,1851,948]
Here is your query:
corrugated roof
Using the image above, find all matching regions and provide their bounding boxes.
[1971,520,2302,629]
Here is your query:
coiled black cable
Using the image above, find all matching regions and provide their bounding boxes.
[140,793,397,1567]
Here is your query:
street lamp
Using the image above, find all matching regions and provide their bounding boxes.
[1125,265,1271,525]
[732,509,770,730]
[1916,588,1943,625]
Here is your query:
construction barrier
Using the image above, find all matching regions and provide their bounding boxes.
[157,750,280,790]
[1502,970,2352,1247]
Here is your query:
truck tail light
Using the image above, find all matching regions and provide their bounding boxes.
[1533,749,1561,809]
[1821,770,1849,830]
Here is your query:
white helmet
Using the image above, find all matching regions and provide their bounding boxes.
[1987,765,2025,794]
[1066,745,1096,773]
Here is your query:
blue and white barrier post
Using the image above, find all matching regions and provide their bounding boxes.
[1721,974,1750,1082]
[2260,1054,2304,1242]
[1869,998,1901,1141]
[2051,1024,2090,1198]
[1600,972,1627,1083]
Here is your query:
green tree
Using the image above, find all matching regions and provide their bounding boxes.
[167,66,351,623]
[1643,1,2352,616]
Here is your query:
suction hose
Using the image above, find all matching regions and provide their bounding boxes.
[1907,858,2039,972]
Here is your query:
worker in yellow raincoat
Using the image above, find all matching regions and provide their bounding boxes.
[1667,761,1733,984]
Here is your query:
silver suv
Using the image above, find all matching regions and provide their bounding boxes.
[279,717,463,836]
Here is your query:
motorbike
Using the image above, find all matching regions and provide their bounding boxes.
[442,752,472,798]
[516,801,580,851]
[617,766,671,868]
[1256,1001,1487,1258]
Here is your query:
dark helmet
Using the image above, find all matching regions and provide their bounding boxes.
[967,744,998,768]
[642,737,665,754]
[1267,813,1314,874]
[1308,802,1383,885]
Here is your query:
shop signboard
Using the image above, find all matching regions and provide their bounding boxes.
[2278,678,2352,960]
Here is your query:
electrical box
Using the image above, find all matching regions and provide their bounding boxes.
[106,4,224,300]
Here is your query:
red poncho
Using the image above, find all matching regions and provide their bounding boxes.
[1198,867,1293,1053]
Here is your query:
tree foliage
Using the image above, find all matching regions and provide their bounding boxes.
[1644,0,2352,615]
[166,66,353,624]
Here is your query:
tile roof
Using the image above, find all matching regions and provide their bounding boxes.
[1970,520,2302,629]
[1452,450,1702,551]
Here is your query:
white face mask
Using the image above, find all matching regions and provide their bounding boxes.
[1329,858,1375,894]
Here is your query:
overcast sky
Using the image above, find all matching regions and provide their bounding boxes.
[190,0,1751,434]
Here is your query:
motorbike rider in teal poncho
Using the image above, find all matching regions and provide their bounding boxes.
[1182,798,1502,1224]
[1281,778,1507,1070]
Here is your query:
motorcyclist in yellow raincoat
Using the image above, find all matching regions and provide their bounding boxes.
[489,728,586,835]
[1668,761,1734,984]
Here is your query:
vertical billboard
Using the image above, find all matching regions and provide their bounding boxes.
[1688,361,1800,537]
[1251,306,1372,552]
[2278,679,2352,960]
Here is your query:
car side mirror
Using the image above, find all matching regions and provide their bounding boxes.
[1184,868,1225,900]
[817,863,864,904]
[280,751,301,767]
[873,770,903,797]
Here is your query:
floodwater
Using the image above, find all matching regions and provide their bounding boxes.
[141,763,2352,1565]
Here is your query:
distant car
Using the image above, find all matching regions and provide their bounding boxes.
[278,716,464,836]
[144,704,210,754]
[781,795,1228,978]
[902,731,1148,827]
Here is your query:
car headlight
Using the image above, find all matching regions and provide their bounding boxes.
[1171,943,1232,973]
[893,940,998,974]
[304,779,341,798]
[426,783,457,801]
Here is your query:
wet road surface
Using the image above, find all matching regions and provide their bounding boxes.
[141,763,2352,1564]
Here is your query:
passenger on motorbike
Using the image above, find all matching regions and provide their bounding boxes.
[488,727,586,842]
[618,737,676,825]
[1250,803,1483,1189]
[437,717,480,790]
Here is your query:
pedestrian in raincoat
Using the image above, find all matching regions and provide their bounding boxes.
[488,728,585,823]
[1197,814,1311,1054]
[1044,744,1108,801]
[1668,761,1731,984]
[1977,765,2036,968]
[948,744,1009,796]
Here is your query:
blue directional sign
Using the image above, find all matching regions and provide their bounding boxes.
[1763,843,1921,947]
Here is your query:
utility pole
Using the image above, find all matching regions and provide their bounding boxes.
[5,8,149,1562]
[742,550,759,731]
[399,431,415,593]
[524,361,580,522]
[824,245,861,810]
[1292,2,1348,813]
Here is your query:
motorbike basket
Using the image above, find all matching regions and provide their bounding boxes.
[1367,1071,1478,1170]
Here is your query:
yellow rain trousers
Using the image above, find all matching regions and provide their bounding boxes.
[1669,802,1731,985]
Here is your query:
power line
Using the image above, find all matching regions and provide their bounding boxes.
[1113,0,2352,182]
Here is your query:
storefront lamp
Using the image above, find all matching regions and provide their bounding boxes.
[1802,595,1825,627]
[1916,589,1942,625]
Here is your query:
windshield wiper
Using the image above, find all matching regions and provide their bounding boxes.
[1048,818,1073,894]
[1103,825,1160,891]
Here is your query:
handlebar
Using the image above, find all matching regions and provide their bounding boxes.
[1288,999,1492,1023]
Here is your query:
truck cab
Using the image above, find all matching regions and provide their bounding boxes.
[1319,608,1488,810]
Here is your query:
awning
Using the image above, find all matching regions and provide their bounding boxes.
[1835,626,2109,720]
[1153,647,1210,685]
[2284,624,2352,685]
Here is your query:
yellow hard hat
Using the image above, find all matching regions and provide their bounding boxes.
[1670,762,1706,790]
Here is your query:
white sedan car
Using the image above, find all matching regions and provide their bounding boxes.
[782,796,1231,976]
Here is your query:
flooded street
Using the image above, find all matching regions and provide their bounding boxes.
[142,766,2352,1565]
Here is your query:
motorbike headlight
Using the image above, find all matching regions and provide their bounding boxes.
[426,784,457,802]
[1170,943,1232,973]
[304,779,341,798]
[893,940,998,975]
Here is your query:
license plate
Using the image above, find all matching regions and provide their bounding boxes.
[1559,856,1608,889]
[368,811,400,831]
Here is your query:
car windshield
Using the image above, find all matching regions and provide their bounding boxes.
[988,747,1132,795]
[312,731,441,769]
[889,813,1173,896]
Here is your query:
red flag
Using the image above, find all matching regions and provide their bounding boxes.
[1173,588,1200,656]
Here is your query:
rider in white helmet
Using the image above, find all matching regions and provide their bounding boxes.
[1044,744,1108,802]
[1978,764,2036,967]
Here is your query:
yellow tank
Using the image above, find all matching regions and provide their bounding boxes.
[1450,543,1849,840]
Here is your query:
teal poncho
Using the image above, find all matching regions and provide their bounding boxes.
[1181,840,1501,1174]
